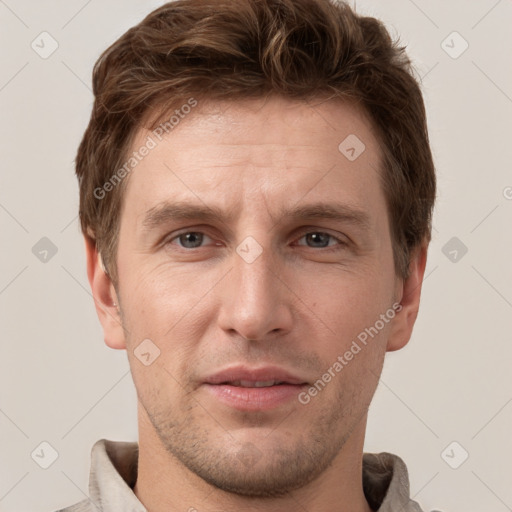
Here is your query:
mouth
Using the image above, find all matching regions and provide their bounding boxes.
[202,366,309,411]
[220,380,288,387]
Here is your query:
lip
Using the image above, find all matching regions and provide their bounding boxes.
[202,365,309,411]
[204,365,308,386]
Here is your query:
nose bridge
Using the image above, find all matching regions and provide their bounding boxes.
[236,241,276,302]
[219,236,293,340]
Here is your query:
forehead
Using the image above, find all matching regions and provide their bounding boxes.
[120,96,384,220]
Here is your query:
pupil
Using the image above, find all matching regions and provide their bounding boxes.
[180,232,203,248]
[307,233,329,248]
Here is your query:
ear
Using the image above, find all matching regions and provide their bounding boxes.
[84,235,127,350]
[386,243,428,352]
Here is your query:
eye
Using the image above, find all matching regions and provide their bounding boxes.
[296,232,344,249]
[169,231,213,249]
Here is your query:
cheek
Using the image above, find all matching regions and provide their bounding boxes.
[119,264,217,386]
[121,262,211,334]
[303,266,391,329]
[296,264,397,385]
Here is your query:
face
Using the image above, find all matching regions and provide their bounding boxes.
[89,96,424,497]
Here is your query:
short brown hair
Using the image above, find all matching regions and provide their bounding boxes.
[76,0,436,286]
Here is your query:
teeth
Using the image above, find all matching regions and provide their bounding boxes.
[252,380,276,388]
[229,380,282,388]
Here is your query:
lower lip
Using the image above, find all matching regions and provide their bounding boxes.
[203,383,307,411]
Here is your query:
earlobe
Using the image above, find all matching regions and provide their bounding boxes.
[84,235,127,350]
[386,243,428,352]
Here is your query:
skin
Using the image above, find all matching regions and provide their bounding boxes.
[85,95,427,512]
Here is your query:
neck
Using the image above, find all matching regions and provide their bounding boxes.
[134,406,372,512]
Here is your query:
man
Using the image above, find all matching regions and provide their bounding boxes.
[62,0,436,510]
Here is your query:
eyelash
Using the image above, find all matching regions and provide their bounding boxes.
[165,230,347,252]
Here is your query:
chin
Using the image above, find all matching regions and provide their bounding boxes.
[187,453,325,498]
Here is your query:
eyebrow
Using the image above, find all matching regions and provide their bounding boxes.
[141,200,371,232]
[141,202,236,231]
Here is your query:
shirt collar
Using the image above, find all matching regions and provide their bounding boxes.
[85,439,423,512]
[88,439,145,512]
[362,452,424,511]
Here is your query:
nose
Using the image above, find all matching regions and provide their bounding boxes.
[217,242,294,342]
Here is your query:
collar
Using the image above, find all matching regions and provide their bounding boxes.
[81,439,423,512]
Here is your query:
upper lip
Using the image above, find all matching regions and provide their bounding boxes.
[204,365,308,385]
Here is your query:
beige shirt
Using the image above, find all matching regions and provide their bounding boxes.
[55,439,425,512]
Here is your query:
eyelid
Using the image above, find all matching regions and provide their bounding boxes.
[166,230,215,247]
[293,228,349,247]
[160,223,214,239]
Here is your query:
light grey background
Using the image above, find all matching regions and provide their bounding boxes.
[0,1,511,511]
